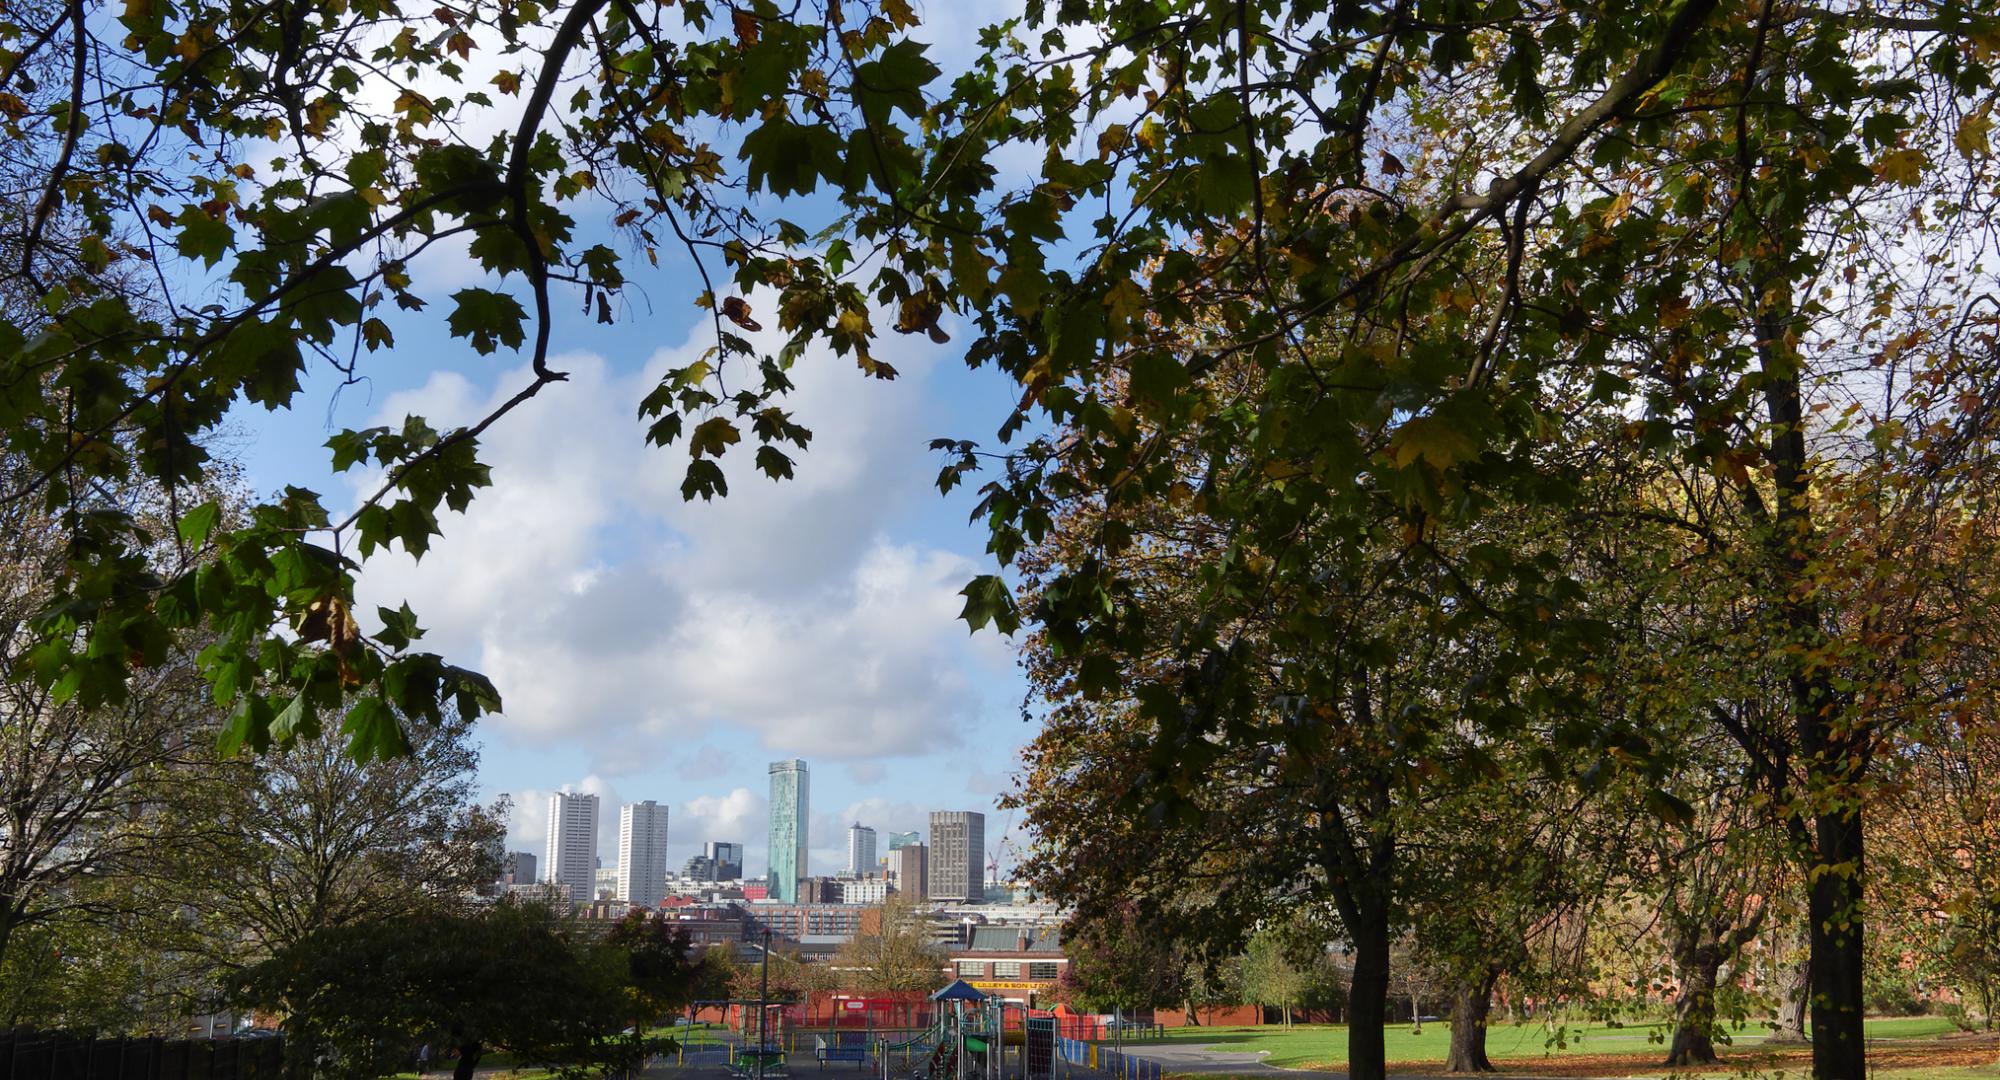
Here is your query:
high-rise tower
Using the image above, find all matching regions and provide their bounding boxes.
[846,822,878,877]
[618,800,670,908]
[545,790,600,903]
[926,810,985,903]
[767,760,810,903]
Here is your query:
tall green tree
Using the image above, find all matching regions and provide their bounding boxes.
[236,899,631,1080]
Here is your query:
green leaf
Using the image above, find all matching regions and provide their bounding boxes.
[175,206,234,267]
[446,288,529,354]
[375,602,425,651]
[270,690,317,745]
[342,696,410,762]
[177,501,221,549]
[958,575,1020,635]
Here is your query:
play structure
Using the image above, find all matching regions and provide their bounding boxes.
[685,982,1061,1079]
[886,981,1055,1080]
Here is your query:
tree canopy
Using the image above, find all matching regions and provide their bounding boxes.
[8,0,2000,1077]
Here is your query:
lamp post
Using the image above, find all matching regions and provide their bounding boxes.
[757,926,773,1080]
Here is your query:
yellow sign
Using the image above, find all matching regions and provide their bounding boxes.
[969,980,1054,992]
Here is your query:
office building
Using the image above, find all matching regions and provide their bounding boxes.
[619,800,671,908]
[846,823,878,878]
[706,841,744,880]
[595,866,620,900]
[505,851,537,885]
[683,853,715,880]
[545,790,600,903]
[886,831,921,851]
[895,843,929,903]
[928,811,985,903]
[841,877,892,904]
[767,760,810,903]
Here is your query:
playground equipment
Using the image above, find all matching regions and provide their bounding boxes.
[881,982,1063,1080]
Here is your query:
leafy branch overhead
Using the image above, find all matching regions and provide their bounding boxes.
[0,0,924,756]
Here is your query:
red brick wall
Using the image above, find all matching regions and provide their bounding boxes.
[1154,1004,1266,1027]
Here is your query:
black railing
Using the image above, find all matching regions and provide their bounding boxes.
[0,1031,286,1080]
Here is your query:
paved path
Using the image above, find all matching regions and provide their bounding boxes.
[1106,1042,1300,1075]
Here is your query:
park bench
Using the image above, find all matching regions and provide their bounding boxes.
[814,1034,869,1069]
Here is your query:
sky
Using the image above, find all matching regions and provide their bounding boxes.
[223,3,1053,883]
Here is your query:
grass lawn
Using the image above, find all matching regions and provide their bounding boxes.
[1132,1016,1966,1069]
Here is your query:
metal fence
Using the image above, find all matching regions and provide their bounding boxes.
[0,1032,286,1080]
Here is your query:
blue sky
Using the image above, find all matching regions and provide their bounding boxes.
[224,2,1051,879]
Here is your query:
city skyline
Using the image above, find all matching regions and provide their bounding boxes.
[502,753,1017,889]
[523,773,1013,899]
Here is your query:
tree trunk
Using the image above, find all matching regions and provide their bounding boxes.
[1756,307,1868,1080]
[1665,953,1722,1066]
[1184,997,1199,1026]
[1445,973,1497,1072]
[1770,949,1810,1043]
[452,1041,482,1080]
[1347,899,1391,1080]
[1809,806,1867,1080]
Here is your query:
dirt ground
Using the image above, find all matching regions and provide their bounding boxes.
[1370,1031,2000,1077]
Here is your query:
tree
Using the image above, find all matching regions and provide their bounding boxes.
[1644,777,1774,1067]
[1057,904,1186,1018]
[0,450,233,974]
[157,723,504,964]
[1874,709,2000,1030]
[830,896,945,993]
[603,910,705,1066]
[236,899,630,1080]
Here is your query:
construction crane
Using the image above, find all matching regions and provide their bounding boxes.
[985,809,1017,888]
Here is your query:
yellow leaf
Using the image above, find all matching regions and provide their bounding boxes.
[1956,112,1992,159]
[1874,148,1927,187]
[836,309,870,338]
[689,417,741,459]
[492,70,522,96]
[1103,278,1145,331]
[1388,415,1479,469]
[880,0,918,28]
[1096,124,1127,160]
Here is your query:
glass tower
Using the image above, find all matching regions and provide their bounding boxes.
[767,760,810,902]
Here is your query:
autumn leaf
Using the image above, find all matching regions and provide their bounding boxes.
[721,296,762,332]
[1875,148,1927,187]
[689,416,741,458]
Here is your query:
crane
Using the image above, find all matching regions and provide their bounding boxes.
[985,809,1017,888]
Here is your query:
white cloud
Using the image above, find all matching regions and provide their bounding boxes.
[349,314,991,780]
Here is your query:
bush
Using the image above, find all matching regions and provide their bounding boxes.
[1938,1002,1976,1032]
[1862,971,1928,1017]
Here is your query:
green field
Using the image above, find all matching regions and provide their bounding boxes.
[1132,1016,1962,1068]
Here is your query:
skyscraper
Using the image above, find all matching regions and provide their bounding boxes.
[927,811,985,903]
[846,823,878,877]
[886,831,921,851]
[506,851,537,885]
[706,841,744,880]
[618,800,671,908]
[767,760,809,903]
[895,843,929,903]
[545,790,600,903]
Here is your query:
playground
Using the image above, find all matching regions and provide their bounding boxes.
[655,979,1145,1080]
